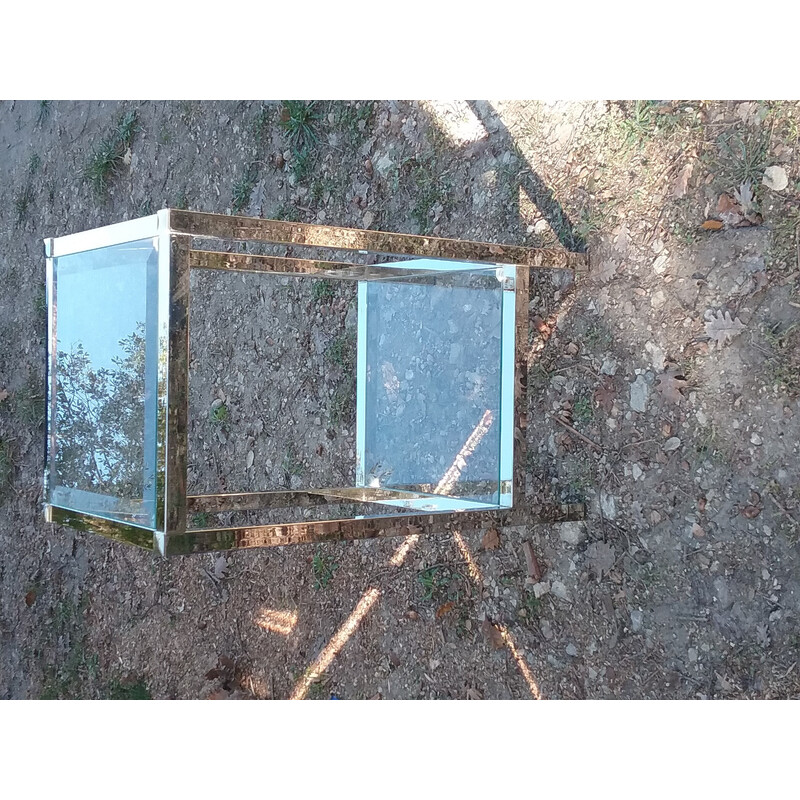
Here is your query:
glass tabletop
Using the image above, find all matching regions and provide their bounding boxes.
[356,259,515,510]
[48,237,161,528]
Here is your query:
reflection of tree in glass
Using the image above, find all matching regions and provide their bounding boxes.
[56,325,147,498]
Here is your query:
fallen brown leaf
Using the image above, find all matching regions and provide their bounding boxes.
[692,523,705,538]
[436,601,455,619]
[656,369,688,403]
[481,526,500,550]
[741,505,762,519]
[207,689,230,700]
[481,619,505,650]
[705,310,746,348]
[0,389,8,403]
[405,608,420,621]
[701,220,724,230]
[594,379,616,413]
[672,163,693,198]
[698,496,707,514]
[24,590,36,607]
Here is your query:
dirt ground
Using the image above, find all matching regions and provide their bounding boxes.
[1,99,799,699]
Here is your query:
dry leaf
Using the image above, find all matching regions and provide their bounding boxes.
[436,601,455,619]
[701,220,724,230]
[594,380,616,413]
[586,541,616,577]
[672,163,693,198]
[246,450,254,469]
[595,258,618,283]
[734,181,756,215]
[655,369,687,403]
[692,523,705,538]
[741,505,762,519]
[0,389,8,403]
[214,555,229,581]
[565,342,579,357]
[613,223,630,256]
[24,590,36,607]
[405,609,420,621]
[698,496,707,514]
[122,147,132,166]
[481,527,500,550]
[207,689,230,700]
[481,619,505,650]
[705,310,746,348]
[465,688,483,700]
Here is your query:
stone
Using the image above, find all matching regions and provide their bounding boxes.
[630,610,643,632]
[763,165,788,192]
[532,581,550,599]
[714,577,732,610]
[534,219,550,235]
[663,437,681,452]
[600,492,617,520]
[630,374,650,413]
[600,357,618,376]
[750,433,763,446]
[566,643,578,657]
[551,581,570,601]
[559,521,587,546]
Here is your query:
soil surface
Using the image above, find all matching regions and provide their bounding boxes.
[1,99,799,699]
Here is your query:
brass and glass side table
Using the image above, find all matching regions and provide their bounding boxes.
[44,209,587,556]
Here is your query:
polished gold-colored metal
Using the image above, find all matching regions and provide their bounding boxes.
[166,503,584,555]
[172,210,588,270]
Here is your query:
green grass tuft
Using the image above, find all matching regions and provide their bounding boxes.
[83,110,139,195]
[312,550,338,590]
[281,101,321,148]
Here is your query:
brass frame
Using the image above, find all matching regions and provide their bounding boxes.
[44,209,588,557]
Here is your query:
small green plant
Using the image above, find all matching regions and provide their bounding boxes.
[521,591,542,618]
[15,382,45,428]
[714,127,771,190]
[192,512,210,528]
[210,402,229,425]
[231,164,258,214]
[13,184,34,225]
[417,565,454,603]
[326,332,354,367]
[36,100,51,127]
[0,438,12,490]
[253,103,271,139]
[764,321,800,396]
[174,188,188,210]
[328,382,354,428]
[83,109,139,195]
[312,278,335,303]
[290,145,315,183]
[333,101,375,143]
[572,393,594,426]
[105,678,151,700]
[281,101,321,147]
[28,153,41,175]
[281,448,305,478]
[272,202,300,222]
[312,550,338,589]
[410,155,451,234]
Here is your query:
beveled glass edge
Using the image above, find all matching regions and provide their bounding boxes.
[355,280,367,486]
[45,505,155,551]
[45,214,162,258]
[498,266,516,507]
[44,253,56,505]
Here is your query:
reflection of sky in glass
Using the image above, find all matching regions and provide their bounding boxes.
[57,242,152,371]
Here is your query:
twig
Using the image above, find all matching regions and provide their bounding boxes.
[621,438,658,448]
[767,492,799,527]
[551,415,602,452]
